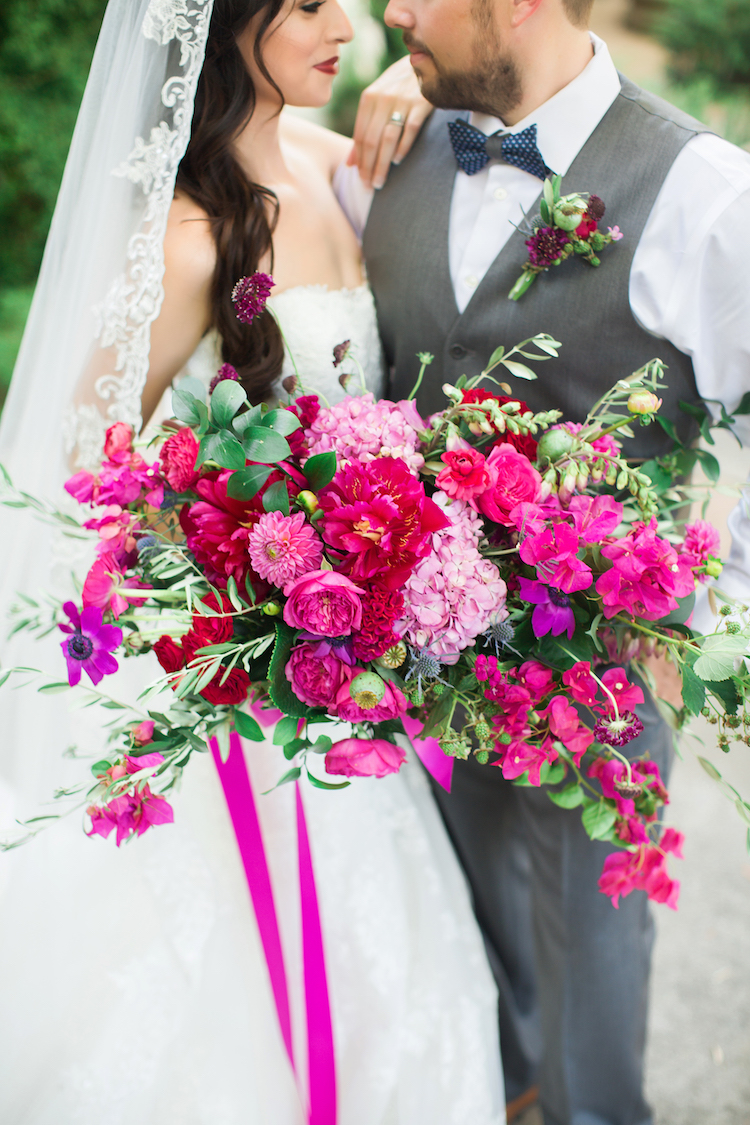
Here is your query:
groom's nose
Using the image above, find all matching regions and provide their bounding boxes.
[384,0,417,31]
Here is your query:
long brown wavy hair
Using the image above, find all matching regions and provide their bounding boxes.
[176,0,287,403]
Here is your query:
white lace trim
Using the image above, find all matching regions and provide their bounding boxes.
[64,0,213,468]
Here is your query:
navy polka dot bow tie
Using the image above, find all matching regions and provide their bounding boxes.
[448,118,552,179]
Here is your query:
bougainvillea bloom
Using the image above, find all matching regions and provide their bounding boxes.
[596,518,694,620]
[680,519,721,574]
[87,786,174,846]
[598,834,682,909]
[319,456,448,589]
[324,738,406,778]
[247,510,323,590]
[231,272,274,324]
[519,522,592,593]
[58,602,122,687]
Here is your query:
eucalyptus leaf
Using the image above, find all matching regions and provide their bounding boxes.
[242,427,291,464]
[273,715,300,745]
[210,379,248,427]
[302,450,337,491]
[501,359,538,381]
[233,404,264,436]
[261,409,302,436]
[172,388,203,426]
[227,464,273,500]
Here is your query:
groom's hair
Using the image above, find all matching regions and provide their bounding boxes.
[561,0,595,28]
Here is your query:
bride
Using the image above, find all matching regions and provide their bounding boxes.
[0,1,505,1122]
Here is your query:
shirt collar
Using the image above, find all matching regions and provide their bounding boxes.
[469,33,621,176]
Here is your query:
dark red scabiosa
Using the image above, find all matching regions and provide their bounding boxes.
[318,456,449,590]
[231,272,274,324]
[525,227,569,267]
[351,582,405,662]
[58,602,122,687]
[586,195,606,220]
[593,711,645,747]
[332,340,351,368]
[208,363,240,395]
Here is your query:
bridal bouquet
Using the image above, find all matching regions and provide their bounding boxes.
[4,275,750,910]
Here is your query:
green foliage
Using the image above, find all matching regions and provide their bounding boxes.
[655,0,750,93]
[0,0,107,288]
[0,286,33,401]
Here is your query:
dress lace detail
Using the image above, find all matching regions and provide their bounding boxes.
[63,0,212,467]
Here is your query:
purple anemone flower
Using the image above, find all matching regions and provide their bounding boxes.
[231,272,274,325]
[58,601,122,687]
[518,577,575,639]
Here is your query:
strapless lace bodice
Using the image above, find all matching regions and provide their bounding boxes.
[177,283,385,404]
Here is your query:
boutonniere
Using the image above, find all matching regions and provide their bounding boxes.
[509,175,623,301]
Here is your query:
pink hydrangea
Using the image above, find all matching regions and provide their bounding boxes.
[247,511,323,590]
[305,393,425,473]
[397,496,508,658]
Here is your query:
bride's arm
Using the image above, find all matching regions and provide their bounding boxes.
[347,55,432,188]
[140,194,216,427]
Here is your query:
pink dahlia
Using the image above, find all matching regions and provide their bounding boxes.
[305,393,424,473]
[319,456,448,589]
[247,511,323,590]
[397,496,508,657]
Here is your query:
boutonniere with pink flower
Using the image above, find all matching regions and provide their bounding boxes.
[509,175,623,301]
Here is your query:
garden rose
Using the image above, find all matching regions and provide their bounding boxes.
[200,666,251,706]
[104,422,135,461]
[286,643,352,708]
[284,570,364,636]
[476,444,542,526]
[160,427,201,492]
[436,443,490,501]
[324,738,406,779]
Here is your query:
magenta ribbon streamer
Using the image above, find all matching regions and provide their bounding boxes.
[401,713,454,792]
[296,782,337,1125]
[210,731,337,1124]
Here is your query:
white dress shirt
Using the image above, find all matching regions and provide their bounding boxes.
[333,34,750,609]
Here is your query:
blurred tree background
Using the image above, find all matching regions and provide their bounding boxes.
[0,0,749,412]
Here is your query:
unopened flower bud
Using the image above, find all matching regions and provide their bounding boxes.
[262,601,282,616]
[616,469,629,491]
[442,383,462,403]
[536,427,574,466]
[705,557,723,578]
[576,470,589,492]
[296,490,319,515]
[281,375,298,394]
[475,749,490,764]
[627,390,662,415]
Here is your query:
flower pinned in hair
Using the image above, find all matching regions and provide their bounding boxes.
[231,272,274,324]
[208,363,240,395]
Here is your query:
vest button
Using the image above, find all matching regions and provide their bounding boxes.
[449,343,466,359]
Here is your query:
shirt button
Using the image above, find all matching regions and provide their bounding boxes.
[449,343,466,359]
[493,187,508,201]
[464,275,478,289]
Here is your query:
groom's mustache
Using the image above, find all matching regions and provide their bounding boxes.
[402,32,435,61]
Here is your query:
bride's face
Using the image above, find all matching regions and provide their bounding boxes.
[238,0,354,109]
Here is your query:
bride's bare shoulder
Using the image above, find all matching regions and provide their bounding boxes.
[279,111,350,179]
[164,191,216,288]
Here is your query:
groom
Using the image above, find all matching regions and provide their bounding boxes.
[343,0,750,1122]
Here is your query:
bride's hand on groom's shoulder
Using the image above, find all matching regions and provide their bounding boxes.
[348,54,432,190]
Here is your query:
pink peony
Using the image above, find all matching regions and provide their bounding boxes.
[319,456,448,589]
[247,511,323,590]
[436,443,490,501]
[286,643,352,708]
[306,394,425,473]
[476,444,542,526]
[284,570,364,636]
[324,738,407,779]
[398,496,507,657]
[160,427,201,492]
[332,677,407,723]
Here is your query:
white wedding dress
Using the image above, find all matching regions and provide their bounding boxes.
[0,285,505,1125]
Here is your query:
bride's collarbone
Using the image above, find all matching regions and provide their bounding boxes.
[270,176,363,293]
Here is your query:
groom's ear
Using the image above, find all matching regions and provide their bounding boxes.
[509,0,546,30]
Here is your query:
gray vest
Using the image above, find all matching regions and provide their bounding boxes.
[363,76,709,459]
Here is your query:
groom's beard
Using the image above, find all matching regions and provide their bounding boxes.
[403,27,522,120]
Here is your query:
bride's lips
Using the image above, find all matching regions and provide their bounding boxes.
[314,56,339,74]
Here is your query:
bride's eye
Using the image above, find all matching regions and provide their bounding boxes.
[300,1,324,11]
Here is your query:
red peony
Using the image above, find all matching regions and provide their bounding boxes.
[319,457,449,589]
[200,666,251,706]
[160,427,201,492]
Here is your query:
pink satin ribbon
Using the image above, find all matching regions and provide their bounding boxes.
[211,732,337,1124]
[401,713,454,792]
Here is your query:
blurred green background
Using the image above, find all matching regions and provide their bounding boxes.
[1,0,749,412]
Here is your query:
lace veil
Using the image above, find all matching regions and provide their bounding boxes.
[0,0,213,801]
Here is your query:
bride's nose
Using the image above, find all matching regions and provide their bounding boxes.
[328,0,354,43]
